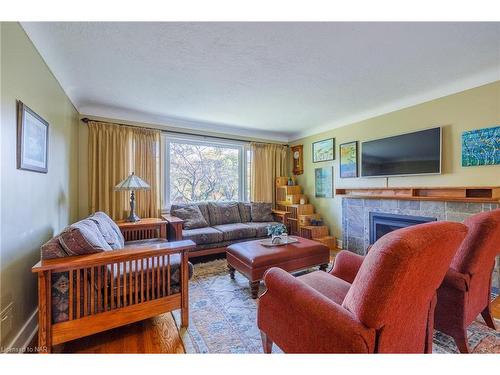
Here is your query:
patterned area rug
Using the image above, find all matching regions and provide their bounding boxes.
[173,259,500,354]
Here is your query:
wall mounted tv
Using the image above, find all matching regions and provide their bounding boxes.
[361,127,441,177]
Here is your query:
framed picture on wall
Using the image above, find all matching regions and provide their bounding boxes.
[17,100,49,173]
[461,125,500,167]
[315,166,333,198]
[339,141,358,178]
[312,138,335,163]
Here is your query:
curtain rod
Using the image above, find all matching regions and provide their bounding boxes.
[80,117,289,146]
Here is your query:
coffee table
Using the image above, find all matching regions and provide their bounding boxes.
[226,236,330,298]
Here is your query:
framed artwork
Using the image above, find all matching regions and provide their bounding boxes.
[315,166,333,198]
[339,141,358,178]
[17,101,49,173]
[312,138,335,163]
[462,125,499,167]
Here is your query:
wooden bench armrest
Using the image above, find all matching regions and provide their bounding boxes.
[32,240,195,273]
[162,214,184,241]
[162,214,184,224]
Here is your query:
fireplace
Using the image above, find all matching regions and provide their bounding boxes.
[369,212,437,244]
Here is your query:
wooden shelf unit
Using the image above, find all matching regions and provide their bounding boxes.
[335,186,500,203]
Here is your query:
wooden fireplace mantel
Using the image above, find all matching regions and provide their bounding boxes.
[335,186,500,203]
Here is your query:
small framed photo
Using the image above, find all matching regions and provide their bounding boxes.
[339,141,359,178]
[17,101,49,173]
[315,166,333,198]
[312,138,335,163]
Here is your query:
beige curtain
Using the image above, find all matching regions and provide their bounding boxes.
[88,121,161,220]
[250,142,289,205]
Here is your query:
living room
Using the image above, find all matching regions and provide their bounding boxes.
[1,1,500,372]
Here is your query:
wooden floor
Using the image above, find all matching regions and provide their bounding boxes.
[29,313,185,354]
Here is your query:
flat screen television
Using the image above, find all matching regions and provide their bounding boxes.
[361,127,441,177]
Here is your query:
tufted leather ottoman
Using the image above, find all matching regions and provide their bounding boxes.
[226,236,330,298]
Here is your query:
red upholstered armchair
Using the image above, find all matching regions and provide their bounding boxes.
[258,221,467,353]
[434,209,500,353]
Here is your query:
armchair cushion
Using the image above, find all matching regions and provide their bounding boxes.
[89,211,125,249]
[298,270,351,305]
[213,223,256,241]
[208,202,242,225]
[59,219,111,255]
[170,205,208,230]
[250,202,274,222]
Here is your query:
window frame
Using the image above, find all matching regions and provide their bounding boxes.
[162,133,250,210]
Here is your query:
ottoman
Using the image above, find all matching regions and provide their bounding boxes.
[226,236,330,298]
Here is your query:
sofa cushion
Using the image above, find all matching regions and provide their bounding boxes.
[208,202,242,225]
[89,211,125,249]
[250,202,274,222]
[182,227,224,245]
[171,202,211,225]
[59,219,112,256]
[213,223,257,241]
[244,221,281,237]
[238,202,252,222]
[170,205,209,230]
[41,237,68,260]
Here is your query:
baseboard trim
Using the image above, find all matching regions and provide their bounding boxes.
[2,309,38,354]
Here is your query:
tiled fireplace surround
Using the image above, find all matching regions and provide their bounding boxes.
[341,198,500,288]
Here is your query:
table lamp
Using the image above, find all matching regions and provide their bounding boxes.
[114,172,151,222]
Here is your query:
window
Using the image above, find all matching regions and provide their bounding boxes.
[163,135,250,208]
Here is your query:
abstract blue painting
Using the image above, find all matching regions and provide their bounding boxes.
[461,126,499,167]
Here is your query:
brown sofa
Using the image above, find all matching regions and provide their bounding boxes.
[32,211,195,353]
[164,201,287,257]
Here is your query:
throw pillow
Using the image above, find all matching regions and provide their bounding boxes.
[40,237,68,260]
[251,202,274,222]
[208,202,242,225]
[238,202,252,222]
[171,205,209,229]
[59,219,111,256]
[89,211,125,249]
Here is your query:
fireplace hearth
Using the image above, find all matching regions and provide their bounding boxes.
[369,212,436,244]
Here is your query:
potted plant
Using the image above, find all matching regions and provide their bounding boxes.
[267,223,288,244]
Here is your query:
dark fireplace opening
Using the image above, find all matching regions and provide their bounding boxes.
[369,212,437,244]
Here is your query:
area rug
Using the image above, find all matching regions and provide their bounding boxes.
[173,259,500,354]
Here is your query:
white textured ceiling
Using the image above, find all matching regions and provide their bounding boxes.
[21,22,500,141]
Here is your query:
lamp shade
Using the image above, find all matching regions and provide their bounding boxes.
[114,172,150,191]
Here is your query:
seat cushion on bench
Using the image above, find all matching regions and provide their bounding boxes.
[213,223,256,241]
[243,221,280,237]
[182,227,223,245]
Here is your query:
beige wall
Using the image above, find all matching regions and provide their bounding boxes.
[0,22,79,348]
[291,81,500,242]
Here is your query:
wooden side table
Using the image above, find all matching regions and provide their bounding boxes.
[116,218,168,242]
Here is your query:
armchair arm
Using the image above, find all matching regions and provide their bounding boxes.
[331,250,365,284]
[440,268,470,292]
[162,214,184,241]
[258,267,375,353]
